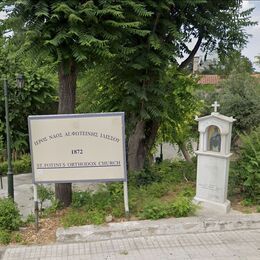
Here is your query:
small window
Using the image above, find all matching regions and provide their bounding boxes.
[207,125,221,152]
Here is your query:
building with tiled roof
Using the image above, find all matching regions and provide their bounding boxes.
[198,75,221,85]
[197,73,260,85]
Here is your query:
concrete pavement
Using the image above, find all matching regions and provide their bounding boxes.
[2,229,260,259]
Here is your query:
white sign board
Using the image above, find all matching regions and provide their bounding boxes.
[28,113,127,184]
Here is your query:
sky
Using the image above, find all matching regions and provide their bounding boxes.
[241,0,260,71]
[0,1,260,71]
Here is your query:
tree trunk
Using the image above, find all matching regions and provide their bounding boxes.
[128,120,159,171]
[55,59,77,207]
[178,142,192,163]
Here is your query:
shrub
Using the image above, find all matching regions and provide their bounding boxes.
[107,183,123,200]
[61,209,105,227]
[111,202,125,218]
[0,154,31,175]
[61,210,89,228]
[43,199,62,216]
[24,214,35,224]
[241,198,254,207]
[219,72,260,137]
[13,154,31,173]
[0,230,11,245]
[129,168,163,187]
[139,196,195,220]
[92,190,112,211]
[139,200,169,220]
[37,185,54,210]
[169,196,196,217]
[178,186,195,198]
[61,160,198,226]
[0,198,21,231]
[144,182,170,198]
[12,232,22,243]
[232,128,260,203]
[87,209,105,225]
[129,160,196,187]
[0,161,7,175]
[72,191,92,209]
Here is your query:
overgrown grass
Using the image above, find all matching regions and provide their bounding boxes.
[61,160,197,227]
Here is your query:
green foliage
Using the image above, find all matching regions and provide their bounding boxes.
[144,182,170,198]
[231,127,260,203]
[129,168,163,187]
[43,199,62,216]
[219,72,260,136]
[0,36,57,154]
[61,210,89,228]
[241,198,254,207]
[0,154,31,174]
[139,200,169,220]
[62,208,105,227]
[37,185,54,210]
[111,203,125,218]
[87,209,105,225]
[24,214,35,225]
[12,232,22,243]
[255,55,260,66]
[72,191,92,209]
[107,183,124,200]
[1,0,255,173]
[129,160,196,187]
[201,51,254,75]
[139,196,195,220]
[2,0,150,65]
[178,186,196,198]
[61,160,196,226]
[0,161,7,174]
[0,198,21,231]
[75,0,254,171]
[157,72,203,151]
[13,154,31,173]
[169,196,196,218]
[0,230,11,245]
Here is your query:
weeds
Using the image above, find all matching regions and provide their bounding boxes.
[60,160,197,227]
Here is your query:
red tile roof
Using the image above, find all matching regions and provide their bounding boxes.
[251,73,260,79]
[198,73,260,85]
[198,75,221,85]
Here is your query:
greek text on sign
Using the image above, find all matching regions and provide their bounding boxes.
[28,113,127,183]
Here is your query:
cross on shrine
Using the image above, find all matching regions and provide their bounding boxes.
[211,101,220,113]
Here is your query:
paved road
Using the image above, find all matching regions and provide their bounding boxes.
[2,229,260,260]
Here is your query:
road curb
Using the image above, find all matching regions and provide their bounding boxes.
[56,213,260,243]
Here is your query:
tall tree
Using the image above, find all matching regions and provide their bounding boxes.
[157,71,203,163]
[1,0,151,206]
[219,71,260,138]
[87,0,255,171]
[0,35,57,159]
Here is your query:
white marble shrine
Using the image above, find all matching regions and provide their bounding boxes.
[194,101,236,213]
